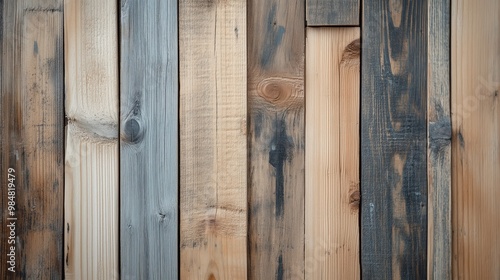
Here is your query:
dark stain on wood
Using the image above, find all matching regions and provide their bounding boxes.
[429,119,452,153]
[306,0,359,26]
[276,254,284,280]
[269,117,291,217]
[361,1,428,278]
[261,4,285,68]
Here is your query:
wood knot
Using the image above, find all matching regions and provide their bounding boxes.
[349,182,360,211]
[123,117,145,143]
[257,77,303,108]
[341,39,360,66]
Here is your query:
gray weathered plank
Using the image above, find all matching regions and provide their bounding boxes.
[0,0,64,278]
[427,0,451,278]
[248,0,305,279]
[361,1,428,279]
[307,0,359,26]
[120,0,178,279]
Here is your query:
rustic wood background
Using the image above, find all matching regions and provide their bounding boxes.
[0,0,498,279]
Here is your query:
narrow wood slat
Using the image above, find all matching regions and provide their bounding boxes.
[120,0,179,278]
[0,1,64,278]
[307,0,359,26]
[248,0,305,278]
[179,1,247,279]
[64,0,119,278]
[452,0,500,278]
[427,0,451,278]
[305,27,360,279]
[361,1,428,279]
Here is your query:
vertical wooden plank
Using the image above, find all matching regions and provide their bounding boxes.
[427,0,451,278]
[120,0,178,278]
[361,1,428,279]
[248,0,305,279]
[306,0,359,26]
[179,1,247,279]
[305,27,360,280]
[0,0,64,278]
[64,0,119,278]
[452,0,500,278]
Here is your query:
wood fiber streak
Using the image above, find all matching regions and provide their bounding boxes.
[452,0,500,278]
[427,0,451,278]
[248,0,305,279]
[0,0,64,278]
[361,1,428,279]
[64,0,119,278]
[306,0,359,26]
[120,0,179,278]
[305,28,360,280]
[179,0,247,279]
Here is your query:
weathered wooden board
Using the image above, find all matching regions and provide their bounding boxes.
[452,0,500,278]
[64,0,119,278]
[361,1,428,279]
[248,0,305,279]
[179,1,247,279]
[0,0,64,278]
[306,0,359,26]
[120,0,178,278]
[305,27,360,280]
[427,0,451,278]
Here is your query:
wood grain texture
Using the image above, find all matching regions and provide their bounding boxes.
[120,0,178,279]
[248,0,305,279]
[305,27,360,280]
[0,0,64,278]
[306,0,359,26]
[452,0,500,278]
[179,1,247,279]
[427,0,451,278]
[64,0,119,278]
[361,1,428,279]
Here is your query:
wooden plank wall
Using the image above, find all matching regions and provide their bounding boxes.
[361,1,428,279]
[179,0,247,279]
[119,0,179,279]
[248,0,305,278]
[452,0,500,278]
[305,28,360,279]
[427,0,451,278]
[0,0,64,278]
[64,0,119,278]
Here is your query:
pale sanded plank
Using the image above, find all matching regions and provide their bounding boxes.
[179,0,247,279]
[427,0,451,278]
[452,0,500,278]
[64,0,119,278]
[305,27,360,280]
[0,1,64,277]
[120,0,178,278]
[248,1,305,278]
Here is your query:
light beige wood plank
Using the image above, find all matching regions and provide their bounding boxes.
[179,0,247,279]
[305,27,360,280]
[452,0,500,279]
[64,0,119,278]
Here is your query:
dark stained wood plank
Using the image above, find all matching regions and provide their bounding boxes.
[361,1,428,279]
[427,0,451,278]
[0,0,64,278]
[307,0,359,26]
[120,0,178,278]
[248,0,305,279]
